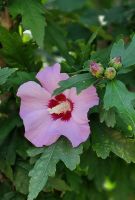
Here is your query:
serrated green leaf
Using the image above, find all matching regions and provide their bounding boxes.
[28,139,82,200]
[0,67,17,85]
[53,73,95,96]
[104,80,135,135]
[92,123,135,163]
[111,36,135,73]
[9,0,45,48]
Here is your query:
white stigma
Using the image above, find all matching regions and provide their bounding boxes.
[48,101,71,115]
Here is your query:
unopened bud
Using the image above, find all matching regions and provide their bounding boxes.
[89,62,104,78]
[104,67,116,80]
[109,56,122,70]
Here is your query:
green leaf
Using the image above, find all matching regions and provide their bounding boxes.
[100,108,116,128]
[28,139,82,200]
[111,36,135,73]
[104,80,135,135]
[0,67,17,85]
[0,158,13,181]
[53,73,95,96]
[47,177,71,192]
[14,162,30,194]
[9,0,45,48]
[27,147,44,157]
[92,123,135,163]
[91,46,111,66]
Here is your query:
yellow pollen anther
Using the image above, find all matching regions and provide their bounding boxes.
[48,101,71,114]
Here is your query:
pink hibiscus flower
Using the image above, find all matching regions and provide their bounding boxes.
[17,63,99,147]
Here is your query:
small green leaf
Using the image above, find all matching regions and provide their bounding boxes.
[104,80,135,135]
[111,35,135,73]
[0,67,17,85]
[28,139,82,200]
[53,73,95,96]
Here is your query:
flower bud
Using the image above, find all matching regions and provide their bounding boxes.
[109,56,122,70]
[104,67,116,80]
[89,62,104,78]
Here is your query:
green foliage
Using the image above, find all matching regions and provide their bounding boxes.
[111,36,135,73]
[28,139,82,200]
[104,80,135,135]
[92,123,135,163]
[0,27,37,69]
[53,73,95,96]
[1,0,135,199]
[9,0,46,48]
[0,67,17,85]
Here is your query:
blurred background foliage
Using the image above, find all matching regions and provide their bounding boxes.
[0,0,135,200]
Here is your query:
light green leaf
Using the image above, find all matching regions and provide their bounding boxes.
[53,73,95,96]
[0,67,17,85]
[111,36,135,72]
[28,139,82,200]
[92,123,135,163]
[104,80,135,135]
[9,0,46,48]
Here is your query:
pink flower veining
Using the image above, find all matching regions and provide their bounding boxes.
[17,63,99,147]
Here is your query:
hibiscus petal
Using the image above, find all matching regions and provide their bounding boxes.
[57,119,90,147]
[36,63,69,93]
[17,81,51,118]
[23,110,60,147]
[69,87,99,124]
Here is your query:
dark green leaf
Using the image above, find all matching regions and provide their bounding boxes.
[0,67,17,85]
[104,80,135,135]
[28,139,82,200]
[53,73,95,96]
[92,123,135,163]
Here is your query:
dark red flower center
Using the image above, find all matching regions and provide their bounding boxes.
[48,94,73,121]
